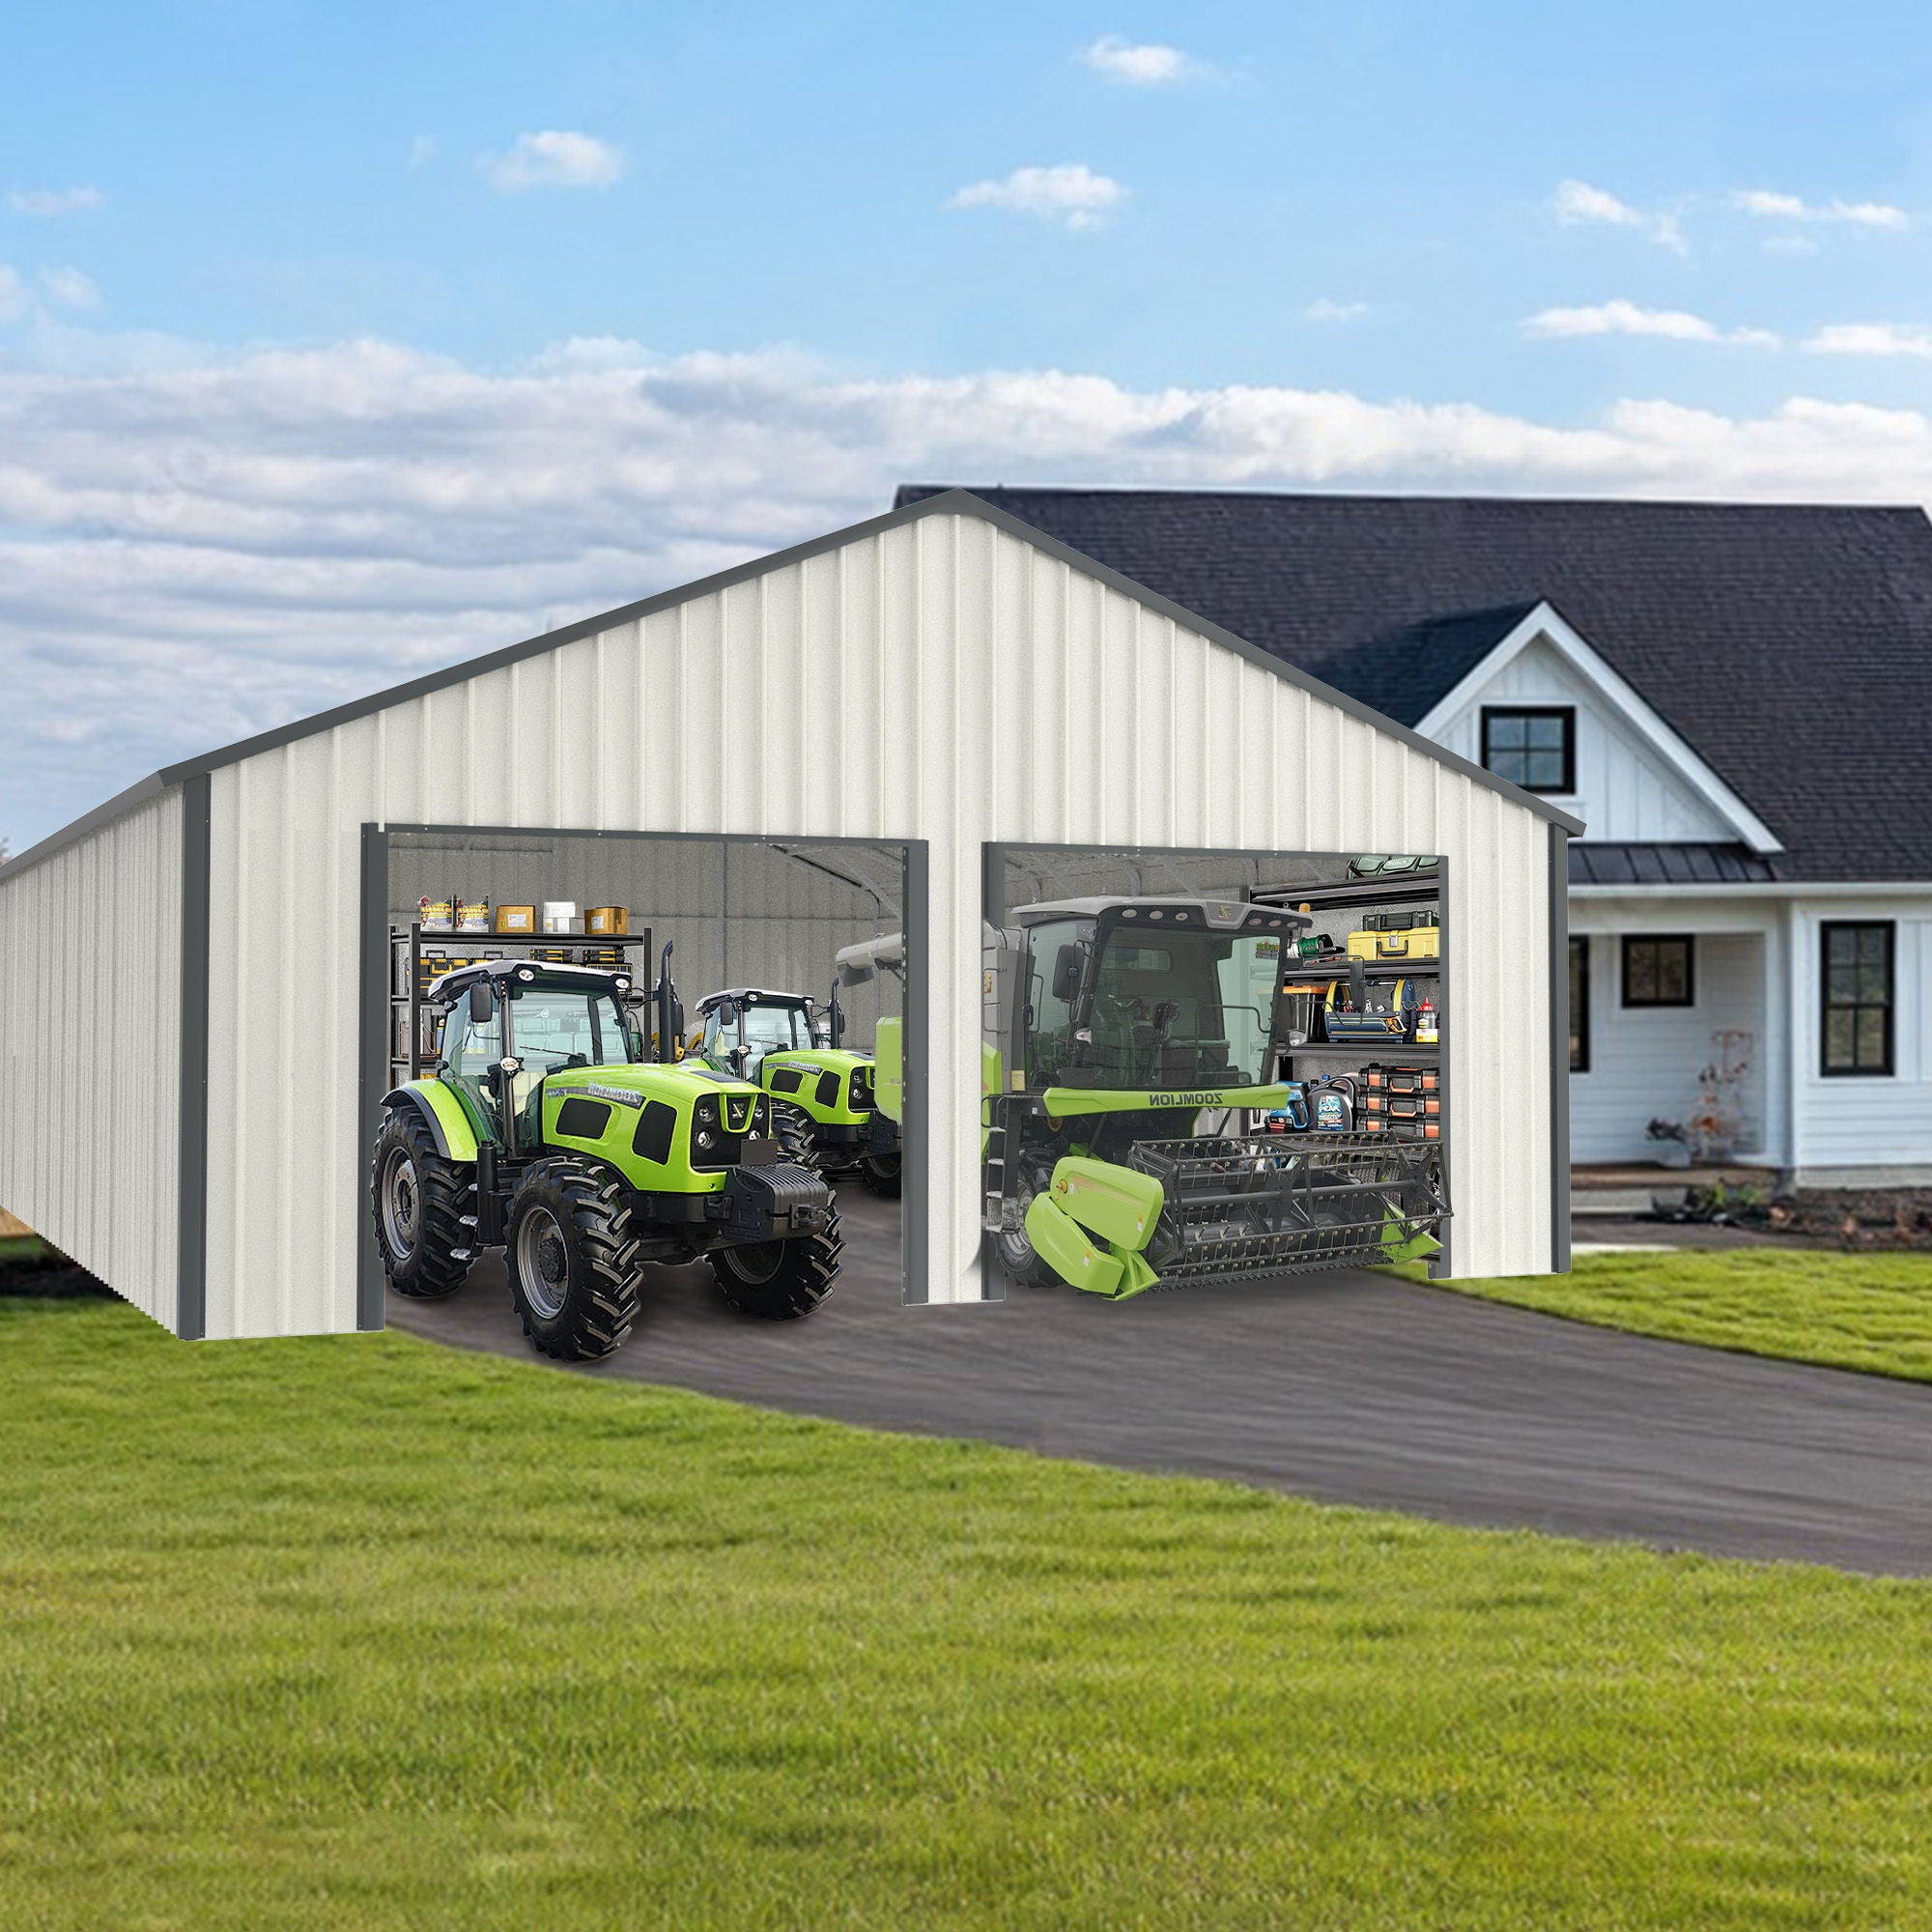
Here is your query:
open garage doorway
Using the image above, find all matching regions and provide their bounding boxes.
[362,828,919,1351]
[981,844,1451,1302]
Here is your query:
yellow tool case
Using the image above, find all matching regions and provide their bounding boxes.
[1346,927,1441,961]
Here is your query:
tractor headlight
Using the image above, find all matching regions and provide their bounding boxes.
[696,1129,717,1150]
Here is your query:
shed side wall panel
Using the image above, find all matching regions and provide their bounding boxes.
[0,790,184,1324]
[205,511,1558,1335]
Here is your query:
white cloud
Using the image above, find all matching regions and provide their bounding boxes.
[14,331,1932,844]
[7,185,102,217]
[950,162,1127,230]
[0,265,26,322]
[1731,189,1907,230]
[407,134,438,169]
[1305,298,1372,324]
[38,266,100,310]
[1078,36,1204,84]
[1521,298,1778,348]
[1552,179,1687,254]
[1763,235,1820,256]
[479,130,626,191]
[1804,322,1932,359]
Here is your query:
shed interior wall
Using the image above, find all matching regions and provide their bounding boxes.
[389,833,905,1050]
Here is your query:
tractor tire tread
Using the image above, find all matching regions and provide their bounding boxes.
[371,1107,474,1299]
[508,1156,645,1361]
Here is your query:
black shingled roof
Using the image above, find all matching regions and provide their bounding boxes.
[898,486,1932,883]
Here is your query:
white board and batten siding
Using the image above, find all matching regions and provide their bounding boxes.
[0,789,184,1324]
[1427,636,1729,845]
[1789,898,1932,1179]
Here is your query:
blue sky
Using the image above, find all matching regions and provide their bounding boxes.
[5,1,1932,846]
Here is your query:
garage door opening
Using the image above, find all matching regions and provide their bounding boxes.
[981,844,1450,1300]
[365,827,917,1353]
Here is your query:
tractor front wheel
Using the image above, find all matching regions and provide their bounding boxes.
[995,1164,1060,1290]
[709,1215,842,1320]
[505,1158,644,1360]
[370,1107,474,1299]
[858,1151,902,1198]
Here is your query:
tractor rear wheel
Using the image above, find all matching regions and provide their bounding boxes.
[770,1102,822,1174]
[858,1151,902,1198]
[371,1107,474,1298]
[709,1213,842,1320]
[505,1158,644,1360]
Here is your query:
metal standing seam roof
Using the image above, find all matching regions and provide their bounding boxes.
[897,486,1932,884]
[0,489,1581,880]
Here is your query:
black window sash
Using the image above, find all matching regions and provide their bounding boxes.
[1820,921,1894,1077]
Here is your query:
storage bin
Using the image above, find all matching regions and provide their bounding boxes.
[1346,927,1441,961]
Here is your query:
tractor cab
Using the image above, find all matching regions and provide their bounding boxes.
[1004,896,1307,1097]
[694,988,816,1085]
[430,959,642,1146]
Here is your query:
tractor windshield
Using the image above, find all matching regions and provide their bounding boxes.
[506,980,635,1071]
[1026,921,1280,1091]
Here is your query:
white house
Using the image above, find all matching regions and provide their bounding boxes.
[903,488,1932,1186]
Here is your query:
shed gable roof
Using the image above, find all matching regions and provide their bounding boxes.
[2,490,1579,878]
[897,486,1932,882]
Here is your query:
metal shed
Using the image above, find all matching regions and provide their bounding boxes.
[0,490,1581,1338]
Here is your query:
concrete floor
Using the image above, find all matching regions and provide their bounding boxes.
[389,1192,1932,1577]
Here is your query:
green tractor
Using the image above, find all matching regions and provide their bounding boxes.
[983,896,1447,1298]
[372,946,841,1359]
[689,970,902,1197]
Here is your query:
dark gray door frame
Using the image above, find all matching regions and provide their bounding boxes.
[176,775,212,1340]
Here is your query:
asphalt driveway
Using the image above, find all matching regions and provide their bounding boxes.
[389,1192,1932,1577]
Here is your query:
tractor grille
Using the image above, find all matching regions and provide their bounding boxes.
[1126,1134,1448,1281]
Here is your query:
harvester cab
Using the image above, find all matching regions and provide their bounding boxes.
[982,896,1448,1298]
[371,950,841,1361]
[691,974,902,1197]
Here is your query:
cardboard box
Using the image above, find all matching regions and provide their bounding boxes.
[586,905,629,935]
[495,903,537,935]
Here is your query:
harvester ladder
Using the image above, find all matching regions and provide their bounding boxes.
[983,1119,1009,1230]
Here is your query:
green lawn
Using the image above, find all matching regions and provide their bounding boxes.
[1414,1249,1932,1384]
[0,1233,50,1267]
[2,1298,1930,1930]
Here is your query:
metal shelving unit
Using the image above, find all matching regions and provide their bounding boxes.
[386,923,656,1085]
[1253,869,1446,1125]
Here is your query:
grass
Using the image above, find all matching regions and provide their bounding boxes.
[0,1234,50,1267]
[2,1298,1930,1930]
[1408,1249,1932,1385]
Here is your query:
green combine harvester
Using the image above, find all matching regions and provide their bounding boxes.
[982,896,1447,1298]
[372,948,841,1360]
[689,974,902,1196]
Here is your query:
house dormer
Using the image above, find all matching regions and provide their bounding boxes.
[1409,602,1781,852]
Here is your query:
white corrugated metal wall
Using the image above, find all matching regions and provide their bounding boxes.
[192,508,1554,1337]
[0,790,184,1324]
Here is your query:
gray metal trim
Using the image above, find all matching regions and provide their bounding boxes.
[899,839,930,1307]
[1426,854,1456,1283]
[1548,826,1573,1275]
[175,775,212,1340]
[357,824,390,1331]
[978,840,1009,1304]
[8,490,1581,882]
